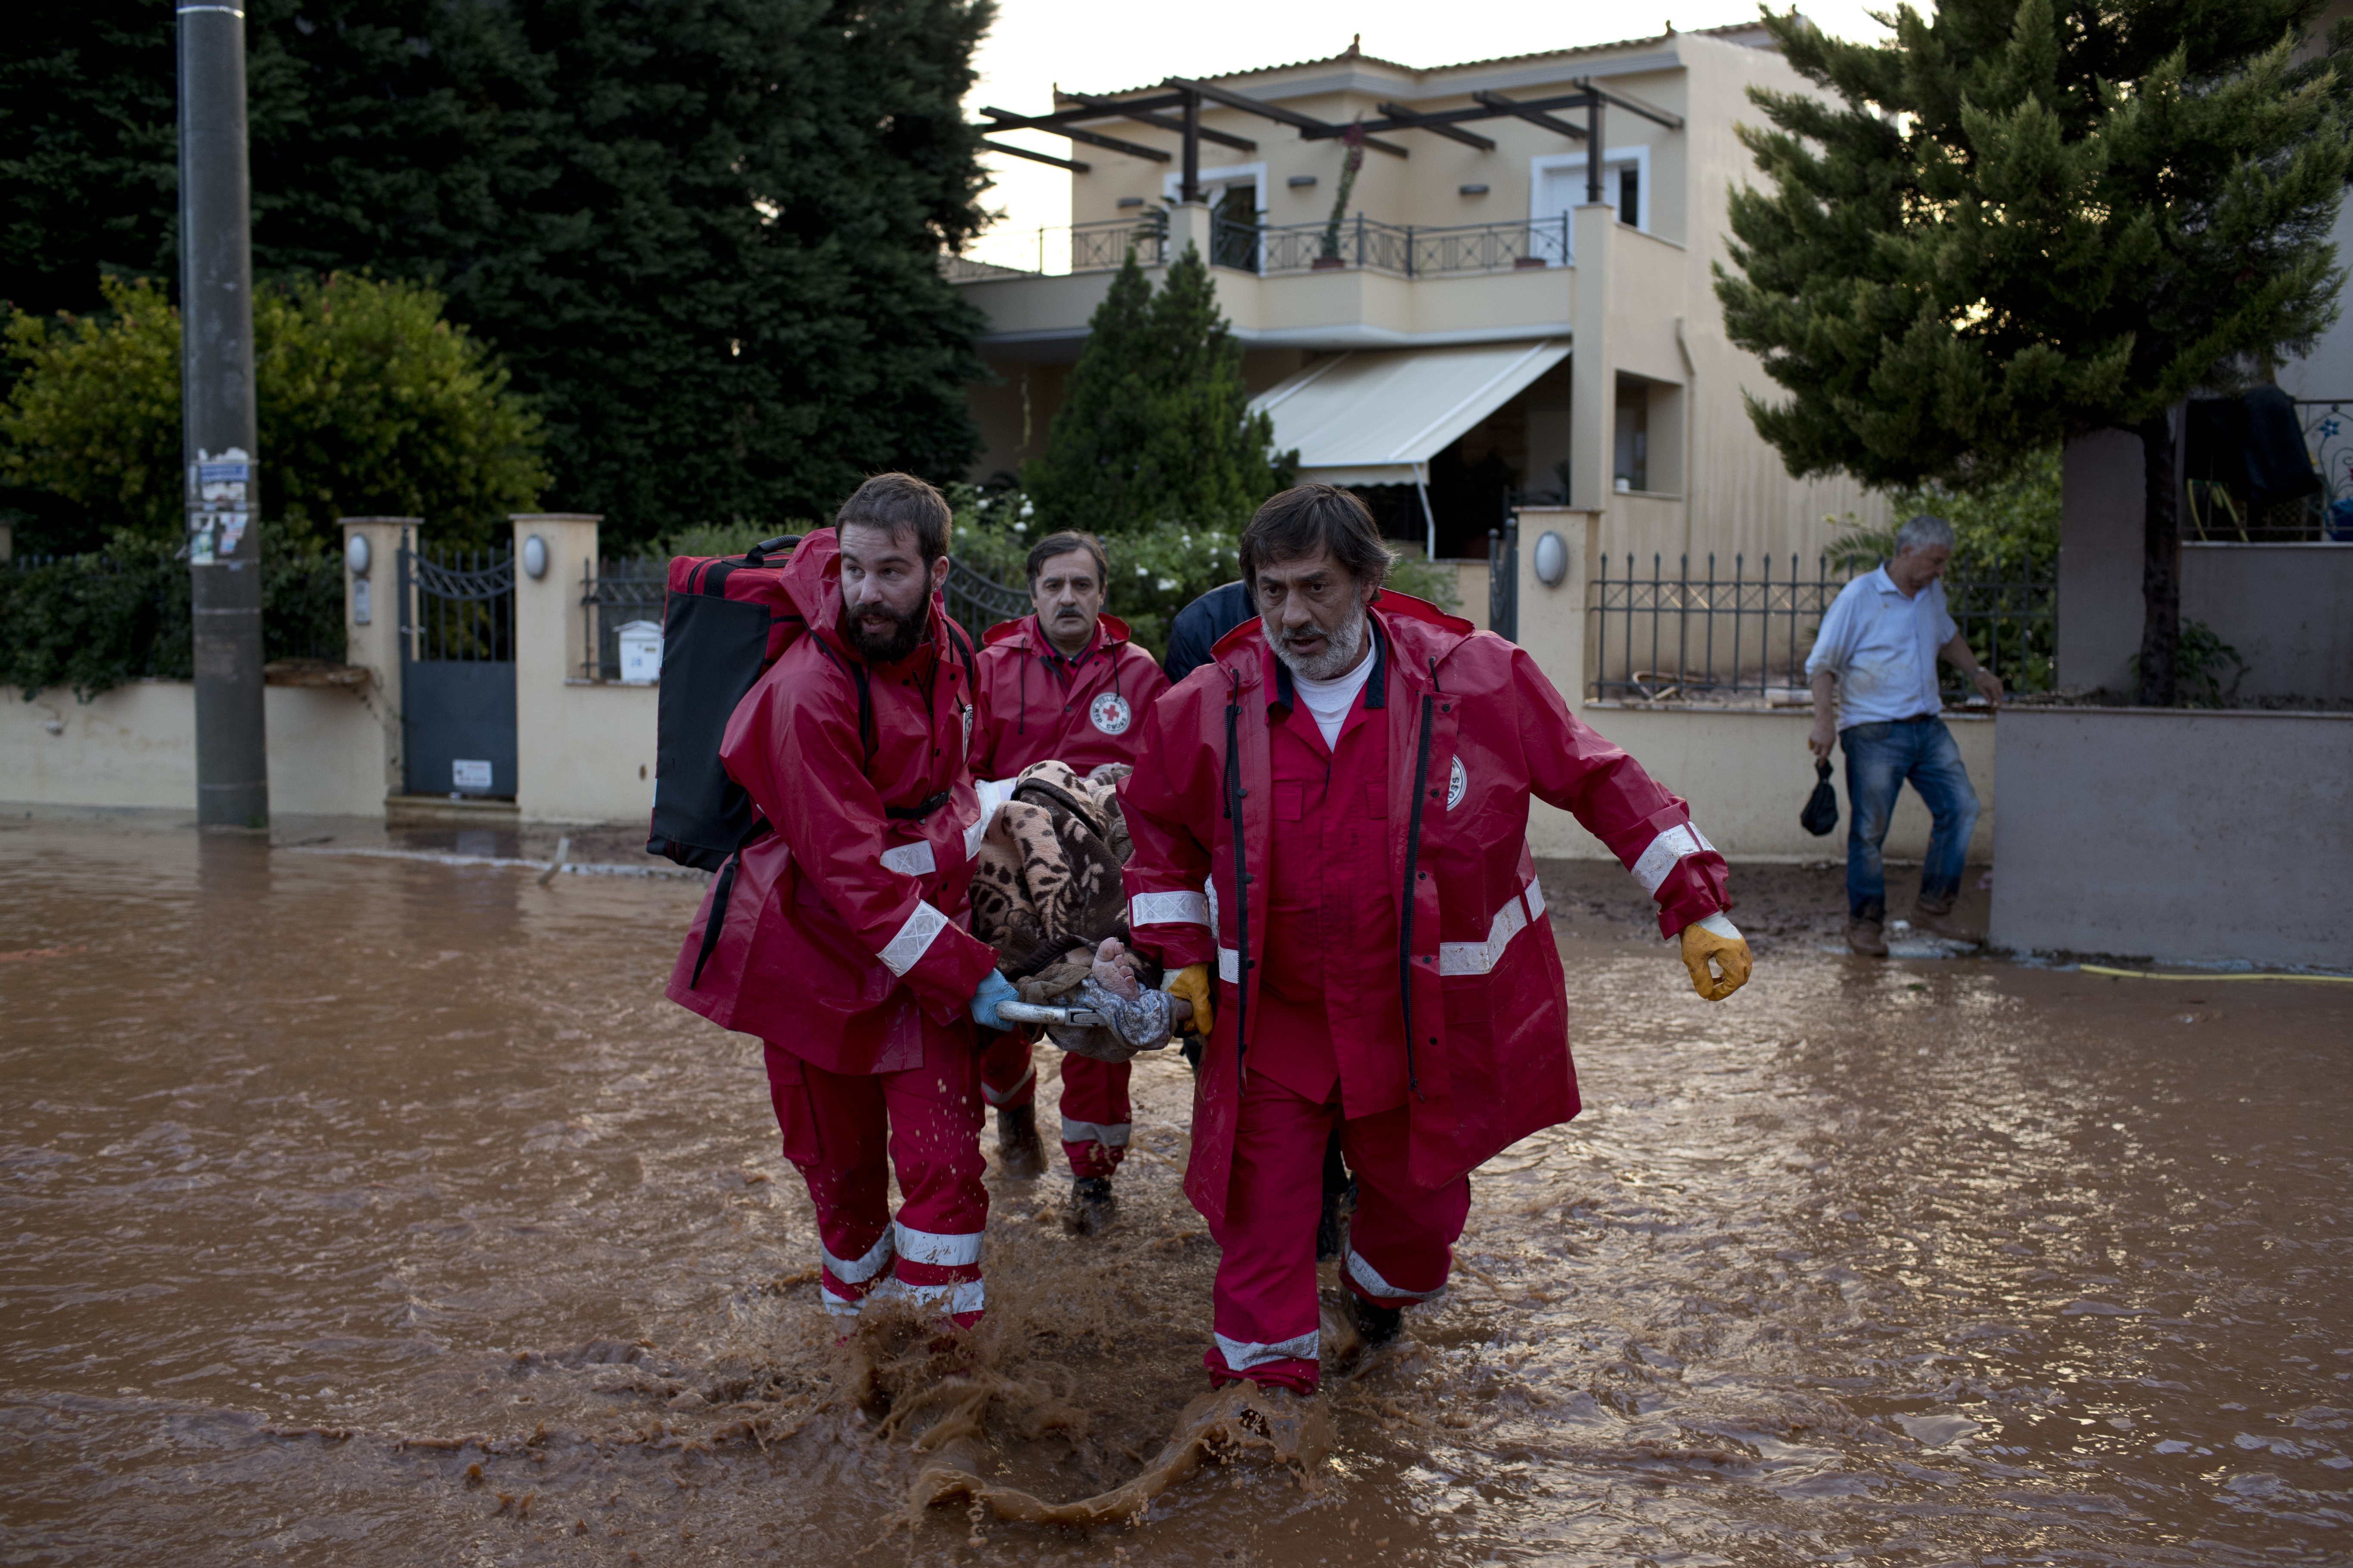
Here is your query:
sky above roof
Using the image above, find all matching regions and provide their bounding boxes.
[966,0,1909,244]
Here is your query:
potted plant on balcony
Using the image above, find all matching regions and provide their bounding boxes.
[1315,121,1366,270]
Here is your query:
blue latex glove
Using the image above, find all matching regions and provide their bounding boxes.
[969,971,1018,1030]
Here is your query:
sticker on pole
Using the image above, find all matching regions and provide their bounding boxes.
[453,759,494,792]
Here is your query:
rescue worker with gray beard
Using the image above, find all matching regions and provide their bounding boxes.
[1117,485,1753,1395]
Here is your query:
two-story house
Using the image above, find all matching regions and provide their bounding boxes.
[950,23,1884,577]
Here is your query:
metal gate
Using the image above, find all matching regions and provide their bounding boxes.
[399,533,518,799]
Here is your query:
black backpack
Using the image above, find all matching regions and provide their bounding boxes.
[647,536,804,872]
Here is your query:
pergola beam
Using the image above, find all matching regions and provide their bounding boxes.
[979,108,1169,163]
[1374,101,1496,152]
[1576,79,1684,130]
[979,138,1090,174]
[1062,90,1257,152]
[1162,76,1410,158]
[1470,90,1589,141]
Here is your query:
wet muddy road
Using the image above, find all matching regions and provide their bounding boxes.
[3,813,2349,1565]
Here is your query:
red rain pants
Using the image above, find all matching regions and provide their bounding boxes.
[763,1016,989,1326]
[979,1032,1130,1181]
[1203,1066,1470,1394]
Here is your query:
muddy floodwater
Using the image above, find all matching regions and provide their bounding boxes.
[4,812,2350,1565]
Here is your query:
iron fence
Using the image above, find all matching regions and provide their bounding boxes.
[946,214,1170,280]
[404,545,514,663]
[945,555,1028,637]
[580,558,667,680]
[1588,552,2055,703]
[1214,214,1571,278]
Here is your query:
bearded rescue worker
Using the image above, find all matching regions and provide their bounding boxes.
[665,474,1020,1329]
[969,530,1171,1234]
[1119,485,1753,1395]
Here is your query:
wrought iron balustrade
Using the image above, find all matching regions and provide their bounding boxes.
[1212,214,1572,278]
[945,214,1170,280]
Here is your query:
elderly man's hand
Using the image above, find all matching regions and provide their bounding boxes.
[1973,668,2004,706]
[1679,913,1752,1002]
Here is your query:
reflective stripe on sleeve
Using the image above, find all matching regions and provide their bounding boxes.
[1217,947,1240,985]
[877,902,950,976]
[879,840,936,877]
[1213,1329,1319,1371]
[1345,1247,1447,1302]
[822,1230,894,1286]
[892,1220,984,1267]
[1630,823,1716,895]
[1130,890,1210,928]
[1059,1117,1131,1148]
[1437,877,1546,976]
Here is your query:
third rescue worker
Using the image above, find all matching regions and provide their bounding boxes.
[1121,485,1752,1397]
[970,530,1171,1233]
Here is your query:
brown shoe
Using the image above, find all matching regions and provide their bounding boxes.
[1846,917,1888,957]
[1063,1176,1117,1236]
[996,1103,1046,1180]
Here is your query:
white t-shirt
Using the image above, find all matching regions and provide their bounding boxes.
[1290,649,1377,747]
[1804,566,1959,728]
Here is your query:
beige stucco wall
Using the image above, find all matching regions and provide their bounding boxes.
[0,680,384,816]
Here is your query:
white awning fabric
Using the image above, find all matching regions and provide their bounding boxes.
[1247,340,1571,487]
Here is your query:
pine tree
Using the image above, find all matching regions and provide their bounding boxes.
[1024,243,1294,534]
[1,0,993,548]
[1716,0,2348,703]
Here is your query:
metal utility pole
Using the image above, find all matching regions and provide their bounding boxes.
[179,0,268,827]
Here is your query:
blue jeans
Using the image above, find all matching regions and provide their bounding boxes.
[1840,717,1980,922]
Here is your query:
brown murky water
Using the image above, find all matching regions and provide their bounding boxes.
[4,811,2349,1565]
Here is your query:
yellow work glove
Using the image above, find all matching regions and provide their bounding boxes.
[1162,963,1214,1037]
[1679,912,1753,1002]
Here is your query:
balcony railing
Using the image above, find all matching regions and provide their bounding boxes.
[1212,214,1572,278]
[945,215,1170,280]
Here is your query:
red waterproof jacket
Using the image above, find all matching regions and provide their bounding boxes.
[664,530,1000,1072]
[1121,593,1729,1225]
[969,613,1172,779]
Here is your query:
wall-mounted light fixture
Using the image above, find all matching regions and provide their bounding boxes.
[1288,174,1319,188]
[345,534,370,577]
[1459,183,1490,196]
[1117,195,1145,208]
[522,533,549,579]
[1533,530,1568,588]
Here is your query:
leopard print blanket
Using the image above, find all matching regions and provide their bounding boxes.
[967,761,1136,998]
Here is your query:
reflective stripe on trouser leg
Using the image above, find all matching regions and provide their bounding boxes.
[1205,1067,1335,1391]
[881,1021,990,1320]
[1059,1055,1132,1181]
[979,1029,1036,1107]
[821,1229,895,1315]
[1337,1100,1470,1311]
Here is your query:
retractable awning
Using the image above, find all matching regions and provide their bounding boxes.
[1247,339,1570,487]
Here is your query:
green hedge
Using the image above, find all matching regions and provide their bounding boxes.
[1,525,345,701]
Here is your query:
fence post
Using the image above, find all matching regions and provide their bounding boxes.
[340,516,417,811]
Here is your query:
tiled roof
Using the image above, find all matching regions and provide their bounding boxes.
[1063,19,1774,105]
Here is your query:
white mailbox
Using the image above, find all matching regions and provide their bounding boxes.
[616,620,664,684]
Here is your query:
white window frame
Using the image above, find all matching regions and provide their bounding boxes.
[1162,161,1268,219]
[1529,144,1653,263]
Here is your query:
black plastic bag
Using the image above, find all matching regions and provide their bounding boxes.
[1800,758,1839,837]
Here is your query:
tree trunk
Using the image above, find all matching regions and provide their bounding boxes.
[2134,411,2181,707]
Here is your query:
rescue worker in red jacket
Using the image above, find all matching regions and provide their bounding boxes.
[969,530,1172,1234]
[1120,485,1753,1394]
[665,474,1020,1328]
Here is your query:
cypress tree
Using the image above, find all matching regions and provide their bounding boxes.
[1025,243,1293,533]
[1715,0,2348,703]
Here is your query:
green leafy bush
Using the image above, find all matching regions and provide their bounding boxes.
[2,524,344,700]
[3,274,547,554]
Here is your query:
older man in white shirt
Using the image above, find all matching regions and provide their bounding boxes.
[1806,514,2003,955]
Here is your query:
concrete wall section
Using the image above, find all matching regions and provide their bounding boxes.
[510,514,658,825]
[1988,709,2353,967]
[1527,705,1997,867]
[2055,428,2148,694]
[1,680,383,816]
